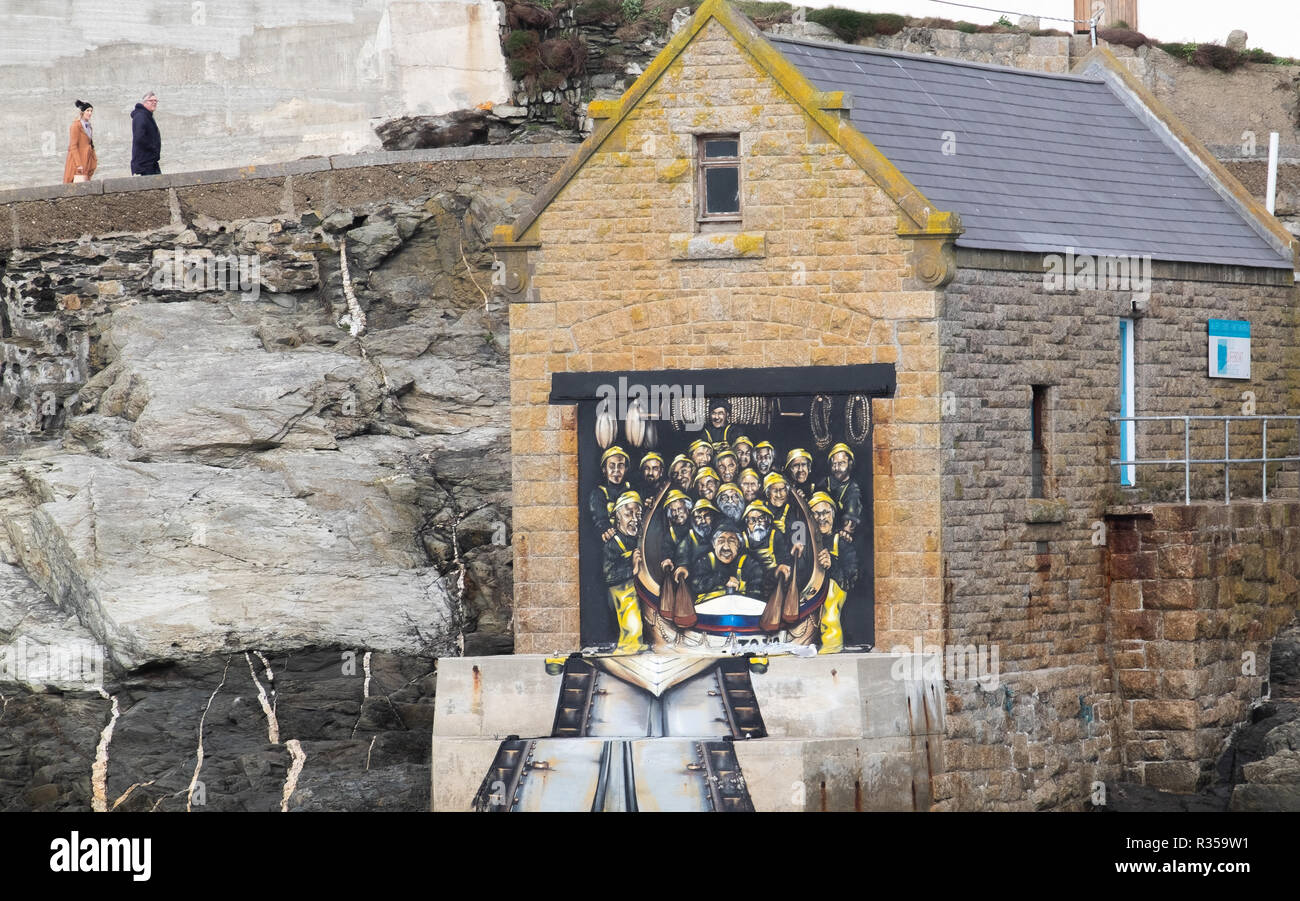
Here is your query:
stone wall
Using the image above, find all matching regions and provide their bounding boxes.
[508,18,944,655]
[1227,161,1300,237]
[494,1,672,134]
[0,145,572,251]
[933,255,1298,811]
[858,28,1070,73]
[1106,502,1300,793]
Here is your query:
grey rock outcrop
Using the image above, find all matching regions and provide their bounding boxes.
[1,182,528,668]
[0,157,552,810]
[6,449,458,669]
[1226,622,1300,810]
[0,562,103,692]
[345,220,404,272]
[89,303,380,462]
[766,21,841,43]
[374,110,490,151]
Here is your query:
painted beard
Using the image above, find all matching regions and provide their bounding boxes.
[719,497,743,520]
[747,525,769,543]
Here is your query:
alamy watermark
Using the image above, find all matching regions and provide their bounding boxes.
[0,635,104,690]
[595,376,707,431]
[151,249,260,301]
[1042,247,1151,305]
[50,832,151,881]
[890,637,1000,690]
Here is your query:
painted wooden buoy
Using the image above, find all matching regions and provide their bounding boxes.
[595,406,618,448]
[626,400,646,448]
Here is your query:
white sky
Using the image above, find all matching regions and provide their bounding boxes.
[799,1,1300,57]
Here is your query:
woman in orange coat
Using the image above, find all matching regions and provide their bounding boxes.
[62,100,97,183]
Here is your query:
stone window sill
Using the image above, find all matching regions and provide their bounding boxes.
[1020,498,1068,523]
[669,231,765,261]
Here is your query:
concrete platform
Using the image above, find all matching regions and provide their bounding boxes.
[431,652,944,812]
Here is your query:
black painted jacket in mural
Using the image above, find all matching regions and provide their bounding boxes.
[744,528,792,572]
[703,423,735,450]
[685,527,714,565]
[587,481,629,535]
[770,501,793,532]
[820,476,863,529]
[691,551,769,601]
[602,532,638,587]
[665,521,694,569]
[822,532,859,590]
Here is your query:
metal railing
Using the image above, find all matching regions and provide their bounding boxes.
[1110,415,1300,505]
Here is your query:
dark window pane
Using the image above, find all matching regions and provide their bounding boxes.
[704,139,739,159]
[1031,385,1047,498]
[704,166,739,214]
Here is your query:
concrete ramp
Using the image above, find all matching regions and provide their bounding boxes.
[431,652,944,812]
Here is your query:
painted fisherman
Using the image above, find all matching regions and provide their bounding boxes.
[693,466,720,503]
[754,440,776,477]
[690,519,767,603]
[714,448,739,485]
[703,399,735,452]
[732,435,755,471]
[821,442,863,539]
[688,438,714,471]
[657,488,696,627]
[785,447,814,500]
[660,488,694,569]
[763,472,793,532]
[809,491,858,654]
[743,500,793,580]
[589,445,630,542]
[738,468,763,504]
[687,497,720,564]
[602,490,648,654]
[638,451,668,501]
[669,454,696,495]
[716,481,745,522]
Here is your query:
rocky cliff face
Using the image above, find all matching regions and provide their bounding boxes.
[0,164,547,810]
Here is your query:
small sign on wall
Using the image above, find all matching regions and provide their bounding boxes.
[1208,319,1250,379]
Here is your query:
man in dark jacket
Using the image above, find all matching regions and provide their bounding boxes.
[130,92,162,176]
[690,519,767,603]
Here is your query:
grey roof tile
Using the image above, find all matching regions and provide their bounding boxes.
[770,36,1292,269]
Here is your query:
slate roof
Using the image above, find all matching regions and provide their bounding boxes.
[770,36,1292,269]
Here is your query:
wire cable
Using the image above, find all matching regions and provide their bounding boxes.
[925,0,1101,26]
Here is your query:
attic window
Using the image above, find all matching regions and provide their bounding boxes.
[697,135,741,222]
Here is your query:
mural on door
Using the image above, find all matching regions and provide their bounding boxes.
[554,365,893,656]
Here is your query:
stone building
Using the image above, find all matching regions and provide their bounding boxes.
[493,0,1300,809]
